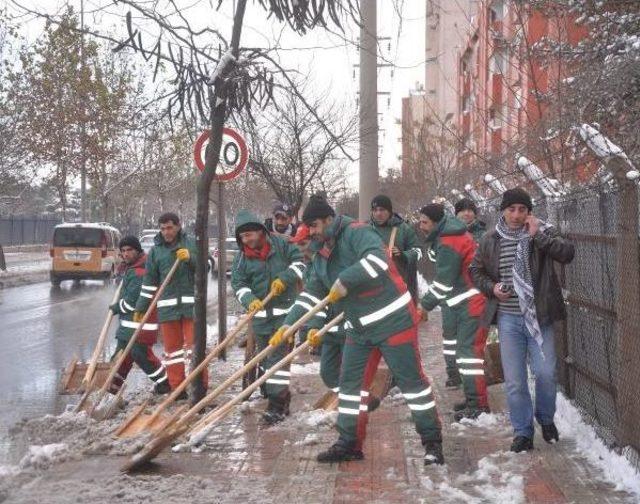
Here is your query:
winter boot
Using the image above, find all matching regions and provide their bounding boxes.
[510,436,534,453]
[317,439,364,463]
[153,381,171,395]
[445,375,462,388]
[261,395,289,426]
[541,423,559,444]
[453,400,467,412]
[422,440,445,466]
[454,406,490,422]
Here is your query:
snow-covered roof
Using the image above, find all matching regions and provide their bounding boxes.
[54,222,120,233]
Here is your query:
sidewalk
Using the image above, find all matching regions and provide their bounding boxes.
[2,312,638,503]
[0,250,50,288]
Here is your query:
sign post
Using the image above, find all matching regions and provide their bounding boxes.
[194,127,248,361]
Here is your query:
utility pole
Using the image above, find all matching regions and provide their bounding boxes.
[358,0,378,220]
[80,0,87,221]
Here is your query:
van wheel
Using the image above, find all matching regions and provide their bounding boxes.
[50,272,61,288]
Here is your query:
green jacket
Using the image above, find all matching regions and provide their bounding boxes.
[468,219,487,244]
[420,214,482,312]
[111,253,158,344]
[231,209,305,335]
[134,230,198,323]
[370,213,423,264]
[285,215,415,344]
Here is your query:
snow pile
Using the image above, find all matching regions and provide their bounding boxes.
[290,361,320,375]
[555,393,640,498]
[450,412,507,430]
[19,443,69,470]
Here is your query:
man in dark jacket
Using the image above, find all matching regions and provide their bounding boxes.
[264,202,298,238]
[469,187,575,453]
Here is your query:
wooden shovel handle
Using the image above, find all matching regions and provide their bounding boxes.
[142,291,276,428]
[170,295,331,432]
[388,227,398,256]
[189,312,346,440]
[83,282,123,386]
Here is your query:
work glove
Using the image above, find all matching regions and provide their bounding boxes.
[270,278,287,297]
[306,328,322,348]
[269,325,291,347]
[248,299,264,313]
[176,248,190,262]
[133,311,144,323]
[328,279,347,304]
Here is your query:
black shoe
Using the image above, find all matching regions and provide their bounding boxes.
[453,400,467,412]
[153,381,171,395]
[510,436,534,453]
[541,423,559,444]
[317,440,364,463]
[261,409,286,426]
[174,389,188,401]
[445,376,462,388]
[423,440,445,466]
[367,396,381,412]
[454,406,490,422]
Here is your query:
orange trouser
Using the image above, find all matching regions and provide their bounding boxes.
[160,318,208,390]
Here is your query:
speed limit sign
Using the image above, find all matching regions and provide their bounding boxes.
[194,127,249,181]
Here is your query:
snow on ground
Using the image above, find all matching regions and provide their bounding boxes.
[0,251,50,288]
[555,392,640,499]
[291,361,320,375]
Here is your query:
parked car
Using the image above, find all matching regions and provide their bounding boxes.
[210,237,240,276]
[50,222,122,286]
[139,234,156,254]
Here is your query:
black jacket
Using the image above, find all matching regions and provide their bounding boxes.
[469,226,575,327]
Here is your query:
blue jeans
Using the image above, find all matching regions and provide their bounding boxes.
[498,312,557,439]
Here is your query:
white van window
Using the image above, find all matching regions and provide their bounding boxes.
[54,228,103,248]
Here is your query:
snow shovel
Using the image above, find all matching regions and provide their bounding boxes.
[75,259,181,417]
[59,282,123,395]
[120,295,331,472]
[188,312,345,446]
[114,291,275,438]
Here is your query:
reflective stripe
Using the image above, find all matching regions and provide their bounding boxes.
[154,374,168,383]
[408,401,436,411]
[119,299,127,312]
[274,370,291,377]
[328,325,339,333]
[121,320,159,330]
[142,285,158,291]
[459,369,484,376]
[148,366,165,378]
[121,299,135,311]
[345,321,353,329]
[140,292,153,299]
[266,379,290,385]
[443,350,456,355]
[236,287,252,301]
[294,300,313,312]
[360,390,370,397]
[403,387,432,400]
[432,281,453,292]
[338,407,361,415]
[254,310,267,318]
[428,286,446,300]
[301,292,322,304]
[442,339,457,345]
[314,311,328,318]
[412,247,423,261]
[331,387,340,392]
[366,254,389,270]
[273,307,290,316]
[289,264,304,279]
[182,296,195,303]
[359,291,411,326]
[446,288,480,307]
[359,404,368,411]
[360,258,378,278]
[163,358,184,366]
[456,358,484,364]
[339,393,361,402]
[157,298,178,307]
[427,250,437,263]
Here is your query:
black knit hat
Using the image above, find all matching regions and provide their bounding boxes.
[371,194,393,213]
[420,203,445,223]
[302,194,335,224]
[119,235,143,253]
[454,197,477,215]
[500,187,532,211]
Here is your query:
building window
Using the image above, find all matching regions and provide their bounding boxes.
[463,95,471,114]
[489,0,505,23]
[489,47,507,74]
[489,103,504,129]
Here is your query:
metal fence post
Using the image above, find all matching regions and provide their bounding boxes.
[611,158,640,452]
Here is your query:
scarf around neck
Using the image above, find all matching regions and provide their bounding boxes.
[243,235,271,261]
[495,215,550,354]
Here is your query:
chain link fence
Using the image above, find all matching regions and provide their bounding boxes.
[0,216,60,246]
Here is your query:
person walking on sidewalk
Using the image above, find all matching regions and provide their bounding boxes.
[270,195,444,466]
[231,209,306,425]
[109,236,169,395]
[469,188,574,453]
[134,212,203,399]
[369,194,422,302]
[418,204,490,422]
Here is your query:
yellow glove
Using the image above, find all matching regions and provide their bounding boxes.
[133,311,144,323]
[269,325,291,347]
[270,278,287,297]
[306,328,322,348]
[176,248,190,262]
[328,279,347,304]
[248,299,264,313]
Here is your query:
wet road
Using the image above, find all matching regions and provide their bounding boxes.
[0,277,222,464]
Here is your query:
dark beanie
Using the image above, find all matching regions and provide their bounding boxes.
[302,194,335,224]
[371,194,393,213]
[500,187,532,211]
[454,197,477,215]
[237,222,265,234]
[420,203,445,223]
[119,235,143,253]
